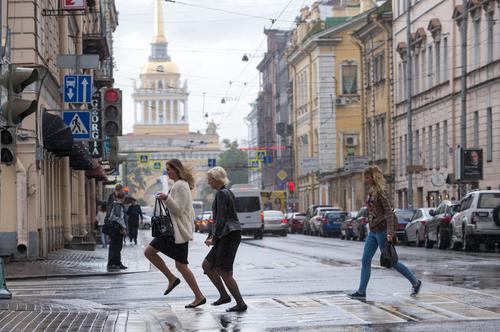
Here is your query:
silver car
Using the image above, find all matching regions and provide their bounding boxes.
[262,210,288,236]
[405,208,433,247]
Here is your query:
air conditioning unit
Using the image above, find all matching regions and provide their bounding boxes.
[344,134,359,147]
[335,97,346,106]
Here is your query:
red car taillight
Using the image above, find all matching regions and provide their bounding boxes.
[441,215,452,224]
[208,219,213,224]
[260,211,264,223]
[420,220,427,226]
[281,218,287,223]
[359,217,367,225]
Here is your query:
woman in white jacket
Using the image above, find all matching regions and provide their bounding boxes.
[144,159,206,308]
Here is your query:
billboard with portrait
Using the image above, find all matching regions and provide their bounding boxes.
[461,148,483,180]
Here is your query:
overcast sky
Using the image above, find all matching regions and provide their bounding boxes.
[113,0,310,142]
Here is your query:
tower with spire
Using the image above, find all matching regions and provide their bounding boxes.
[132,0,189,135]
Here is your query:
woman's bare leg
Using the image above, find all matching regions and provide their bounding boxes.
[176,261,205,304]
[219,269,245,306]
[144,245,177,286]
[202,259,229,299]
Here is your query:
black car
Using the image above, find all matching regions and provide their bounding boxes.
[425,200,460,249]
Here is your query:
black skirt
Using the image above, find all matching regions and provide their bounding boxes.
[205,231,241,272]
[150,236,189,265]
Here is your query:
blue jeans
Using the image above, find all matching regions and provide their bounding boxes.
[358,230,418,294]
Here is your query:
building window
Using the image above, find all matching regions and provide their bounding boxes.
[487,108,492,161]
[443,120,448,167]
[474,111,479,147]
[436,123,441,168]
[427,45,433,87]
[487,12,493,63]
[414,52,420,93]
[421,48,426,90]
[443,37,449,81]
[428,126,433,169]
[398,63,403,101]
[399,136,404,176]
[341,63,358,95]
[158,80,163,90]
[415,130,420,164]
[473,17,481,68]
[435,41,441,83]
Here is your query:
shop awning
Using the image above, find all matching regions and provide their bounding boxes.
[70,142,94,170]
[42,112,74,156]
[85,159,108,181]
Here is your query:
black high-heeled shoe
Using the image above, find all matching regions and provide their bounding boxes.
[211,296,231,306]
[164,278,180,296]
[226,303,247,312]
[185,297,206,308]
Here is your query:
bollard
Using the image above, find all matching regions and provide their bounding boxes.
[0,257,12,299]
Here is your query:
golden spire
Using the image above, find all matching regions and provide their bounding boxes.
[153,0,167,43]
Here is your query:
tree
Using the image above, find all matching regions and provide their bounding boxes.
[218,139,248,185]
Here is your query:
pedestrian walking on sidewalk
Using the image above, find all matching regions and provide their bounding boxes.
[144,159,206,308]
[107,183,123,207]
[96,204,109,248]
[347,166,422,300]
[107,192,128,270]
[127,198,142,245]
[202,167,247,312]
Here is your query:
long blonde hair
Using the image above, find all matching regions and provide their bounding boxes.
[364,165,386,196]
[166,159,195,189]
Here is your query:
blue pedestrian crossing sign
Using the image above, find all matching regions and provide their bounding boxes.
[208,158,216,167]
[63,111,91,140]
[64,75,92,104]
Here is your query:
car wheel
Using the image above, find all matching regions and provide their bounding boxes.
[462,227,475,252]
[437,227,448,250]
[281,231,287,237]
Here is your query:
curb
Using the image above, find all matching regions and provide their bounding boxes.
[6,268,151,281]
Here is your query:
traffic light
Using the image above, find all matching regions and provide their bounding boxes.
[0,127,16,165]
[288,181,295,192]
[0,64,39,125]
[101,88,122,136]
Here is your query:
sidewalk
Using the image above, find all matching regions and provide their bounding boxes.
[5,234,151,280]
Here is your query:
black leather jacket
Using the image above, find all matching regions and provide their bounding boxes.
[209,187,241,242]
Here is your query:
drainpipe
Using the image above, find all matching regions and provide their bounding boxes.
[62,157,73,244]
[78,171,87,236]
[16,159,28,257]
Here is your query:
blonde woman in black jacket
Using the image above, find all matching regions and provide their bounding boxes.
[202,167,247,312]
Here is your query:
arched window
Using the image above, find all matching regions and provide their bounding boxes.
[158,80,163,90]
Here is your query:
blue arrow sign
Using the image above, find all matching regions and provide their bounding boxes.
[64,75,92,104]
[63,111,91,140]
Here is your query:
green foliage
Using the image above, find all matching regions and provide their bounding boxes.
[217,139,248,185]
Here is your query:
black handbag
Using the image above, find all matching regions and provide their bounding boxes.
[380,241,398,268]
[151,198,174,238]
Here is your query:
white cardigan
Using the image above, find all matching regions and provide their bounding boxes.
[165,180,195,244]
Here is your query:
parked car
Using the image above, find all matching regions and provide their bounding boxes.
[405,208,433,247]
[262,210,288,236]
[230,184,264,239]
[194,214,203,232]
[351,208,369,241]
[424,201,460,249]
[450,190,500,251]
[139,214,152,230]
[286,212,306,234]
[198,211,214,233]
[319,211,348,237]
[310,207,341,236]
[341,211,358,240]
[394,209,416,243]
[303,205,331,235]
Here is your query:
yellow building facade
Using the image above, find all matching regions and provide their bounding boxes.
[287,1,375,212]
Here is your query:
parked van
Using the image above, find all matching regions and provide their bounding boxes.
[230,184,263,239]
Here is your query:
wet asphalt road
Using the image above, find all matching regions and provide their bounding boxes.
[5,231,500,331]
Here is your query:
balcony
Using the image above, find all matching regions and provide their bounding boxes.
[94,58,114,88]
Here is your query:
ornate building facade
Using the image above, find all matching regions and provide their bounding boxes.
[120,0,221,205]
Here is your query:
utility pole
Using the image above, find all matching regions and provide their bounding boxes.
[406,0,413,208]
[459,0,468,199]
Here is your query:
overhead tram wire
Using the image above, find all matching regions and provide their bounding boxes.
[164,0,298,24]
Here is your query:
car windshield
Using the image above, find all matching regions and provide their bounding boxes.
[202,213,212,219]
[395,210,415,221]
[478,193,500,208]
[264,211,284,218]
[326,212,347,221]
[234,197,260,213]
[447,204,461,215]
[294,213,306,218]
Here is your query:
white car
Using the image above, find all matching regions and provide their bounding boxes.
[405,208,433,247]
[450,190,500,251]
[140,214,152,230]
